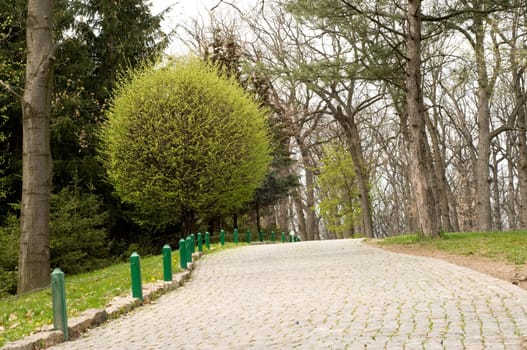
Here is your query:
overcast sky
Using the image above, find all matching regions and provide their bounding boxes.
[150,0,256,55]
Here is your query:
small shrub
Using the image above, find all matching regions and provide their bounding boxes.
[0,215,19,296]
[50,187,110,273]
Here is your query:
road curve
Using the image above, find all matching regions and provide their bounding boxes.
[49,239,527,349]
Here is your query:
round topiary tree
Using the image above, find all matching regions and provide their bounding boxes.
[99,58,271,233]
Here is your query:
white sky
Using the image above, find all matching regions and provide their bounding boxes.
[149,0,257,55]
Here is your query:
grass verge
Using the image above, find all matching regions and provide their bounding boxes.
[0,242,244,347]
[377,231,527,265]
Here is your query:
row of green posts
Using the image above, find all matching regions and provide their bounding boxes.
[51,229,300,342]
[220,228,300,244]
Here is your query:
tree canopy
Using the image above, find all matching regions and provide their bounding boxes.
[100,58,271,233]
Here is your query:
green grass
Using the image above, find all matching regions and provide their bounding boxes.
[0,242,243,346]
[378,231,527,265]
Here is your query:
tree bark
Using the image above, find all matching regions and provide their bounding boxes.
[18,0,55,293]
[336,111,374,238]
[255,201,261,233]
[182,209,195,236]
[406,0,440,237]
[510,10,527,228]
[428,66,457,233]
[491,151,503,230]
[293,193,307,241]
[295,137,317,240]
[517,108,527,229]
[473,16,493,231]
[276,197,290,234]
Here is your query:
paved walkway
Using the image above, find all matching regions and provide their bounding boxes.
[49,239,527,349]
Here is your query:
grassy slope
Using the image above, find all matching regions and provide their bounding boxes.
[378,231,527,265]
[0,242,242,346]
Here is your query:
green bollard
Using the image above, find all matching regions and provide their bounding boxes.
[51,268,68,341]
[179,238,187,269]
[163,244,172,282]
[205,232,210,249]
[197,232,203,252]
[130,252,143,300]
[186,236,193,262]
[233,228,239,244]
[191,234,196,253]
[246,229,251,243]
[281,231,286,243]
[220,229,225,246]
[271,230,275,242]
[259,230,264,242]
[289,233,293,243]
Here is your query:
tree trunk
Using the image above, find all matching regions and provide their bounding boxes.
[518,113,527,228]
[390,89,420,234]
[255,201,261,233]
[473,17,493,232]
[294,136,317,240]
[277,197,290,233]
[511,14,527,228]
[337,111,374,238]
[406,0,440,238]
[491,150,503,230]
[293,193,307,241]
[232,213,238,230]
[18,0,55,293]
[182,209,195,236]
[428,68,455,233]
[303,160,316,240]
[446,184,461,232]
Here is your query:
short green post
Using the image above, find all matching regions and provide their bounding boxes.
[186,236,193,262]
[130,252,143,300]
[197,232,203,252]
[289,233,293,243]
[281,231,286,243]
[191,234,196,253]
[179,238,187,269]
[246,229,251,244]
[259,230,264,242]
[271,230,275,242]
[51,268,68,341]
[233,228,239,244]
[220,229,225,246]
[205,231,210,249]
[163,244,172,282]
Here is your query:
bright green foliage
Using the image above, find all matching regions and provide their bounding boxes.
[316,142,360,238]
[100,58,271,230]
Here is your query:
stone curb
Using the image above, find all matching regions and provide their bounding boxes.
[1,253,203,350]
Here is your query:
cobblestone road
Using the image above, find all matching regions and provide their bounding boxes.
[49,239,527,349]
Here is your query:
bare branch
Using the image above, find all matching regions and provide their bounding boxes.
[210,0,243,15]
[0,80,21,99]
